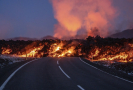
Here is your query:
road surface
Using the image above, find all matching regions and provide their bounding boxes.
[1,57,133,90]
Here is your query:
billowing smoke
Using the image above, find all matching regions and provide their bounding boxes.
[51,0,117,38]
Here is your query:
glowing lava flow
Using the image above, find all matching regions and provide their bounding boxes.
[16,45,44,58]
[1,40,133,63]
[88,45,133,63]
[91,48,100,57]
[98,52,128,61]
[48,43,75,57]
[1,47,12,54]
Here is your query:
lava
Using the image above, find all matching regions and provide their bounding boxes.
[1,38,133,63]
[48,42,75,57]
[86,44,133,63]
[1,47,12,54]
[17,45,44,58]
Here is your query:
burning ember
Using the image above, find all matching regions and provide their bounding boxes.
[1,36,133,64]
[2,47,12,54]
[1,41,45,58]
[84,38,133,63]
[17,45,44,58]
[48,42,75,57]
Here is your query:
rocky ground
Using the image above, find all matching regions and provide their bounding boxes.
[0,55,34,68]
[93,61,133,76]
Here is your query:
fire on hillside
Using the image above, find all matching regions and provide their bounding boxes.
[2,47,12,54]
[1,37,133,63]
[48,42,75,57]
[88,45,133,63]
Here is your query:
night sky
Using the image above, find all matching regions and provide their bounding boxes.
[0,0,133,39]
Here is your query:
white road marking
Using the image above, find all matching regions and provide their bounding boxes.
[57,60,59,65]
[57,58,61,65]
[79,57,133,84]
[59,66,70,79]
[0,59,37,90]
[77,85,85,90]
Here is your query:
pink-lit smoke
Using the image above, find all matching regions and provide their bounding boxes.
[51,0,117,38]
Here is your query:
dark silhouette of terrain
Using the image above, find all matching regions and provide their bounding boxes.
[110,29,133,38]
[7,37,37,41]
[41,35,58,40]
[7,36,58,41]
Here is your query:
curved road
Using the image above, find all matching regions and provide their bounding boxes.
[1,57,133,90]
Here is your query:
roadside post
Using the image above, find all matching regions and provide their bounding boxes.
[92,55,93,62]
[26,53,27,60]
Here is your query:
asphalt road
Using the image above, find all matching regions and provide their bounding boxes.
[1,57,133,90]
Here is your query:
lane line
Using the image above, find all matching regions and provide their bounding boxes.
[0,59,37,90]
[79,57,133,84]
[77,85,85,90]
[59,66,70,79]
[57,60,59,65]
[57,58,61,65]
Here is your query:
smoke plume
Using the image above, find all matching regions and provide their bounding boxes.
[51,0,117,38]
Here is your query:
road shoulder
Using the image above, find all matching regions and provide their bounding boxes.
[80,57,133,82]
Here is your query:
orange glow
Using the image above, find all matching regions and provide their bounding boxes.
[129,43,133,47]
[98,52,128,61]
[17,45,44,58]
[87,44,133,63]
[92,49,100,57]
[1,40,133,63]
[2,47,12,54]
[51,0,117,38]
[48,42,75,57]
